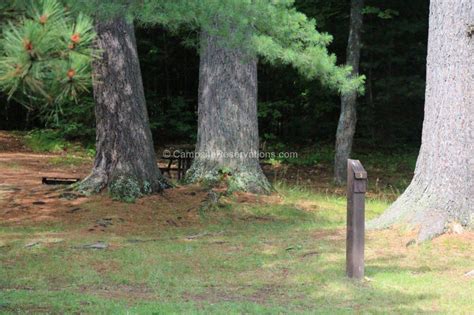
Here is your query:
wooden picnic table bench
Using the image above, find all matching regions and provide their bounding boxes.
[159,147,194,180]
[159,147,271,180]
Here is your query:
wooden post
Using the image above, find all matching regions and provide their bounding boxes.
[346,159,367,279]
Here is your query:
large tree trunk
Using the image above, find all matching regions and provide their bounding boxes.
[79,17,168,199]
[369,0,474,240]
[334,0,364,185]
[185,31,272,194]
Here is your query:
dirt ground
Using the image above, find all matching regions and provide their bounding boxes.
[0,132,215,234]
[0,131,446,235]
[0,131,286,237]
[0,131,88,223]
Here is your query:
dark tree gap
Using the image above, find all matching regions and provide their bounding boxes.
[79,17,168,198]
[185,30,272,194]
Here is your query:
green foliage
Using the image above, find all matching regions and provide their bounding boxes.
[258,101,285,121]
[258,100,293,146]
[0,0,95,120]
[249,1,364,94]
[363,6,399,19]
[147,95,196,142]
[255,0,427,147]
[278,146,334,166]
[119,0,365,94]
[23,128,95,156]
[1,0,428,149]
[24,129,69,152]
[47,96,95,140]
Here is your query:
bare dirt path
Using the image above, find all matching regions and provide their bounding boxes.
[0,131,210,234]
[0,131,91,224]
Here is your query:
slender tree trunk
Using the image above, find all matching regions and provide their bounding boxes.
[369,0,474,240]
[79,17,168,198]
[334,0,364,184]
[185,31,272,194]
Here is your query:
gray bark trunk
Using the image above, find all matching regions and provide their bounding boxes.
[79,17,168,198]
[369,0,474,240]
[186,31,272,194]
[334,0,364,185]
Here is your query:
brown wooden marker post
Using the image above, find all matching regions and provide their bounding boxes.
[346,159,367,279]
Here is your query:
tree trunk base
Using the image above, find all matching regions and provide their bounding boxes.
[185,159,272,195]
[368,178,473,241]
[78,167,170,202]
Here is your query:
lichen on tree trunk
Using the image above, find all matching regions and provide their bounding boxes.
[185,30,272,194]
[334,0,364,185]
[369,0,474,240]
[79,17,168,200]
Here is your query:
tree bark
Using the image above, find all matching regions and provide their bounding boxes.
[185,31,272,194]
[334,0,364,185]
[369,0,474,240]
[79,17,168,198]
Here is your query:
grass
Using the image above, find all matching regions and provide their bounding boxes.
[0,185,472,314]
[48,154,91,167]
[266,145,418,202]
[0,161,21,170]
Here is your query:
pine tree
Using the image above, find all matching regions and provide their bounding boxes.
[0,1,168,201]
[135,0,365,94]
[369,0,473,240]
[136,0,365,192]
[79,16,169,200]
[0,0,95,121]
[185,27,272,193]
[1,0,367,197]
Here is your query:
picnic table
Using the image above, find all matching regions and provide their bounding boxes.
[159,147,194,180]
[159,147,271,179]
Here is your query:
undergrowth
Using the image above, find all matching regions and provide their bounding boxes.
[23,129,95,156]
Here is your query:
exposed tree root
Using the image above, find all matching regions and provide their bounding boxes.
[77,171,108,195]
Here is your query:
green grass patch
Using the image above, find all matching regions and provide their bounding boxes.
[0,188,472,314]
[23,130,69,153]
[23,129,95,156]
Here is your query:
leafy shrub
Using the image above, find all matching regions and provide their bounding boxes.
[24,128,95,155]
[48,97,95,141]
[24,129,69,152]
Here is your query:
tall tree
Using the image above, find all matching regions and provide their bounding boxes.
[113,0,363,194]
[334,0,364,184]
[79,17,168,200]
[159,0,365,193]
[369,0,473,240]
[185,30,272,194]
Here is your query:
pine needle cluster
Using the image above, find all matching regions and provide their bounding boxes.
[0,0,95,120]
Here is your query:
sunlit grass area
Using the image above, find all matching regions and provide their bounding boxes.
[1,185,472,314]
